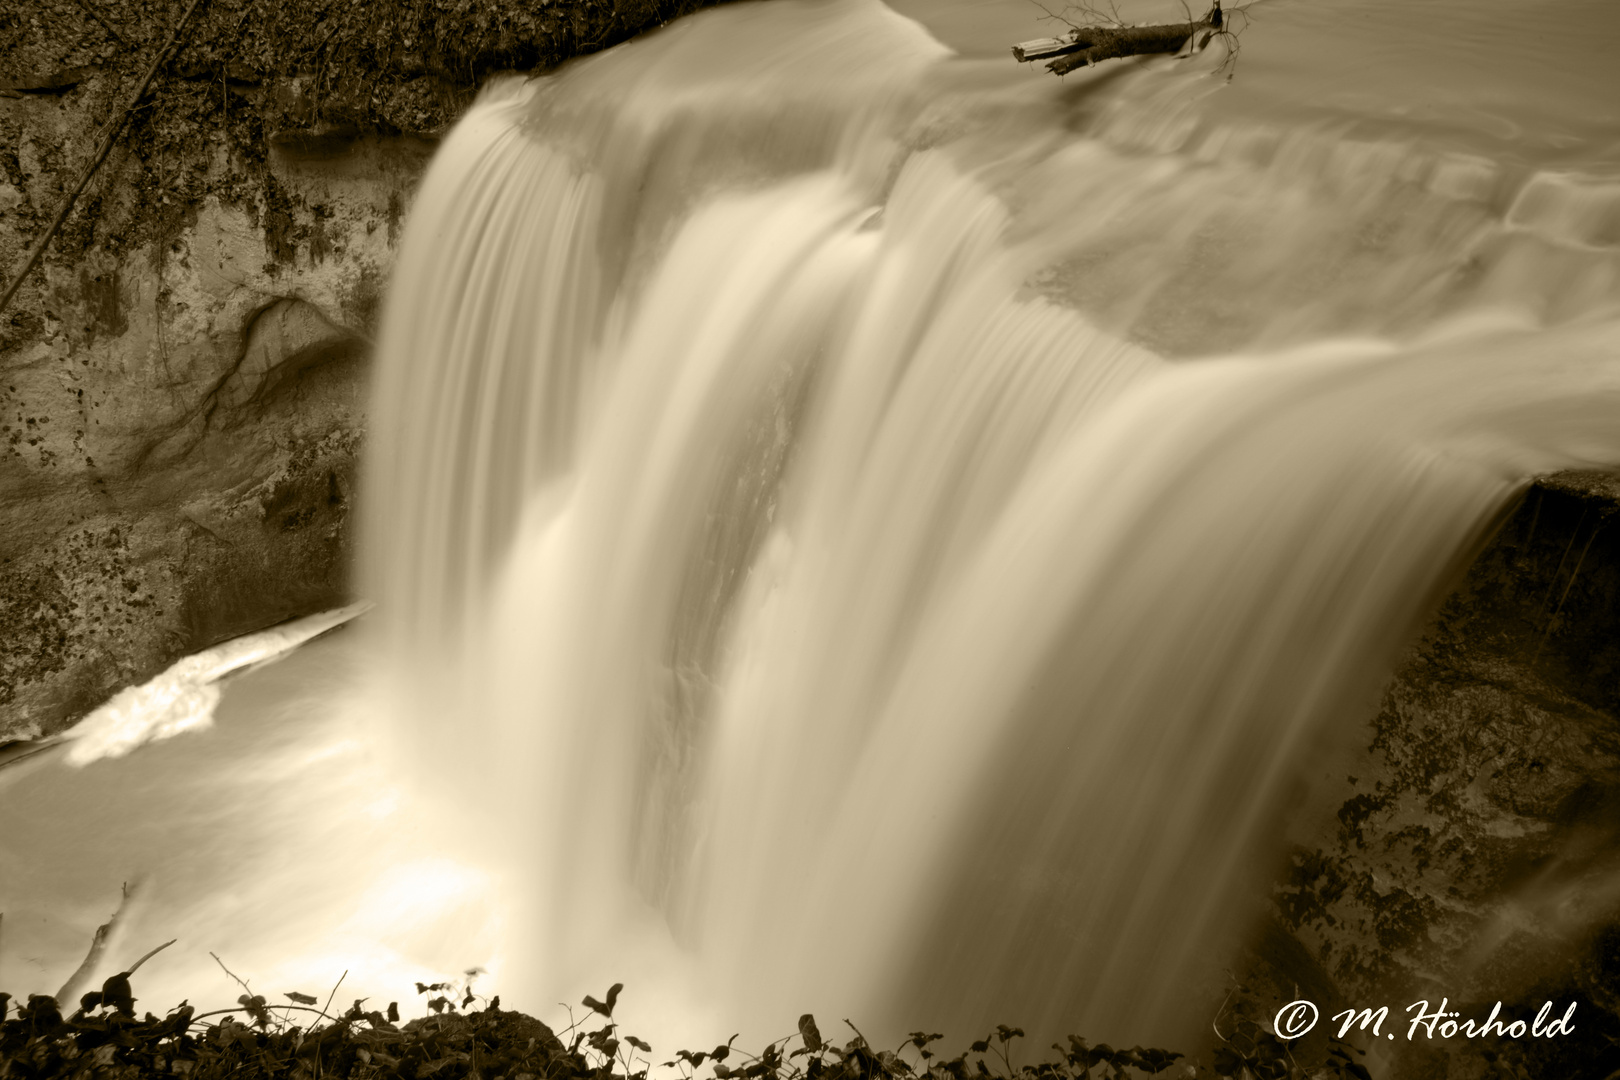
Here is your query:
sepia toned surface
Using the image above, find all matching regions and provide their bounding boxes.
[3,1,1620,1077]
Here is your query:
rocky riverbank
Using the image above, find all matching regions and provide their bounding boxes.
[1248,473,1620,1078]
[0,0,735,742]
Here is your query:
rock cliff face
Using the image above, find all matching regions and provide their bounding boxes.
[0,0,737,741]
[0,129,408,740]
[1245,474,1620,1077]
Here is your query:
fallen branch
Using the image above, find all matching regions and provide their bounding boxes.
[55,880,143,1005]
[0,0,206,321]
[1013,2,1222,75]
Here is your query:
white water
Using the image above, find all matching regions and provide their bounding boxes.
[363,0,1620,1047]
[7,0,1620,1056]
[56,604,370,767]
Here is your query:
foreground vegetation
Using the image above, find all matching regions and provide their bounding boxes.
[0,965,1388,1080]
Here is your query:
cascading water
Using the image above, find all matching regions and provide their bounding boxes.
[6,0,1620,1059]
[363,0,1620,1050]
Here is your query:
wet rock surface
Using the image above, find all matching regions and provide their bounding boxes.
[0,196,380,741]
[0,134,398,740]
[1,0,740,740]
[1246,476,1620,1078]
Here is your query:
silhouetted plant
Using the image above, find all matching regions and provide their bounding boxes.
[1,968,1388,1079]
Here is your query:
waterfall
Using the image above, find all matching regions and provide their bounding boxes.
[364,0,1620,1049]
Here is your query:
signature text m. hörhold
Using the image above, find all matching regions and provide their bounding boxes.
[1271,998,1577,1042]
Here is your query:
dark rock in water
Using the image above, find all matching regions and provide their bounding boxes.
[1250,475,1620,1076]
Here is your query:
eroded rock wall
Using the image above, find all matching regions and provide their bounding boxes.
[0,125,418,740]
[2,0,743,741]
[1249,474,1620,1077]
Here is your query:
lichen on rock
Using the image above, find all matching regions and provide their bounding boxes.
[1,0,742,740]
[1247,478,1620,1076]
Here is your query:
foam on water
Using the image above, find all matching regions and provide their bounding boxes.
[58,604,371,767]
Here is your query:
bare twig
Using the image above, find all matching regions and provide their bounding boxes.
[210,950,255,996]
[1532,508,1589,630]
[126,938,177,976]
[187,1002,339,1027]
[0,0,208,321]
[70,0,135,49]
[1532,524,1602,666]
[309,19,345,125]
[1212,981,1237,1041]
[1522,489,1544,554]
[319,969,349,1024]
[1026,0,1083,32]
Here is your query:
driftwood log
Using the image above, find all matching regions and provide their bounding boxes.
[1013,2,1222,75]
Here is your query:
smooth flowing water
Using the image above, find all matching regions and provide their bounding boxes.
[5,0,1620,1055]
